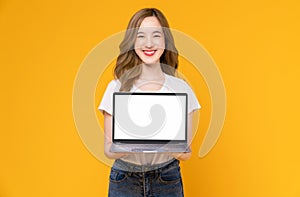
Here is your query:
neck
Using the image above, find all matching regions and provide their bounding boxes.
[139,63,164,80]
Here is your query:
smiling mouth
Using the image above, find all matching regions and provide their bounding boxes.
[143,50,156,56]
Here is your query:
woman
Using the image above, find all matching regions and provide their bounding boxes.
[99,8,200,197]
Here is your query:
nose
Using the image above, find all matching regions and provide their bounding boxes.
[145,36,154,48]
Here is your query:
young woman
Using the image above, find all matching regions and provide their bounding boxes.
[99,8,200,197]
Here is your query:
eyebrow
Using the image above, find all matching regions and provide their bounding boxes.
[152,30,163,34]
[137,30,163,34]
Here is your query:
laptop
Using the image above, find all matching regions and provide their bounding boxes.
[110,92,190,153]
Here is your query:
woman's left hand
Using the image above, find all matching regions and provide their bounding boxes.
[169,152,191,161]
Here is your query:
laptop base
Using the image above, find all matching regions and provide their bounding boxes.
[110,143,191,153]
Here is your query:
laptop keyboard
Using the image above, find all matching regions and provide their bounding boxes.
[131,144,165,152]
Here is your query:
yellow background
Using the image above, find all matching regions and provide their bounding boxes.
[1,0,300,196]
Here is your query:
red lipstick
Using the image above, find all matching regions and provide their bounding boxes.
[143,50,156,56]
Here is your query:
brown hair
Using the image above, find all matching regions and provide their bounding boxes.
[114,8,179,91]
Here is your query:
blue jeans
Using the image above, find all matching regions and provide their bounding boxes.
[108,159,184,197]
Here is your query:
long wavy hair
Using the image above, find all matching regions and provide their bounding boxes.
[114,8,179,91]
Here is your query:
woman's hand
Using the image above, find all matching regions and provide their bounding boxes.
[104,147,128,159]
[169,152,191,161]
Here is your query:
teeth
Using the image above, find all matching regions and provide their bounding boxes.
[144,50,155,55]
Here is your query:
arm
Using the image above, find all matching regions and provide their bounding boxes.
[171,111,198,161]
[103,111,127,159]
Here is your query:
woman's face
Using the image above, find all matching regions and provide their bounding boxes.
[134,16,165,65]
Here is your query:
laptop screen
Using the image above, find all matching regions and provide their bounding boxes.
[112,92,187,142]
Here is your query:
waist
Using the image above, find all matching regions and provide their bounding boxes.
[113,158,177,172]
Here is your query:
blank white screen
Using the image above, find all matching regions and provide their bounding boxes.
[114,94,186,140]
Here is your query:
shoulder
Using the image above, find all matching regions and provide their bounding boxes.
[106,79,121,92]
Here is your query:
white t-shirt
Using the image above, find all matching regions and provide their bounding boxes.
[98,73,201,165]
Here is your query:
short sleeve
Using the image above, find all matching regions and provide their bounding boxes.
[185,84,201,114]
[98,80,120,115]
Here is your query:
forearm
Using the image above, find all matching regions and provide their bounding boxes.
[105,151,127,160]
[104,142,127,159]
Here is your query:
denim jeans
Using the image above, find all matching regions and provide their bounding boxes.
[108,159,184,197]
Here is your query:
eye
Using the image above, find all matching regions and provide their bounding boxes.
[137,32,145,38]
[153,34,161,38]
